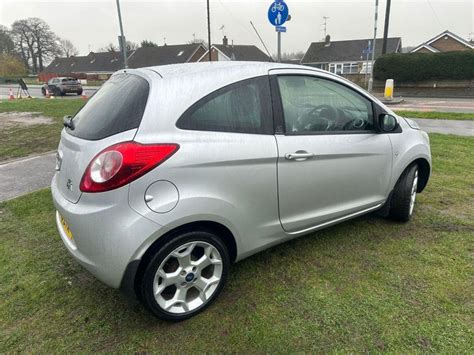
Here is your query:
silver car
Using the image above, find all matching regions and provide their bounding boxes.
[52,62,431,321]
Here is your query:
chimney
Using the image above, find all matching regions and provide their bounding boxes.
[223,35,228,46]
[324,34,331,47]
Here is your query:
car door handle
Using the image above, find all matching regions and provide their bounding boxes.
[285,151,314,161]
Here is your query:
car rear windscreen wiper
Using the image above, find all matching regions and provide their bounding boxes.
[63,115,75,130]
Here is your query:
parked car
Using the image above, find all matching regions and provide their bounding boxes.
[52,62,431,321]
[42,77,83,96]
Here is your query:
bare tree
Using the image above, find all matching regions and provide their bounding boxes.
[281,51,305,61]
[98,43,117,52]
[126,41,139,51]
[187,38,206,45]
[59,38,78,57]
[98,41,137,54]
[140,40,158,48]
[26,18,61,71]
[0,25,15,55]
[11,19,37,72]
[11,18,60,73]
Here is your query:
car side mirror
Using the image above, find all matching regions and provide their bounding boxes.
[379,114,397,132]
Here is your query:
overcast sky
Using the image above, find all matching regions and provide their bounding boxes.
[1,0,473,56]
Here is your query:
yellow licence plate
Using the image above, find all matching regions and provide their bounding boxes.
[60,214,74,241]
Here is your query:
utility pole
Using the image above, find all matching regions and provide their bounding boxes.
[382,0,392,54]
[115,0,128,69]
[368,0,379,93]
[207,0,212,61]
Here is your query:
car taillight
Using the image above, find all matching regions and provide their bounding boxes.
[80,142,179,193]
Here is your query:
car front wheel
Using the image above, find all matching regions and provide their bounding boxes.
[140,230,230,321]
[389,164,419,222]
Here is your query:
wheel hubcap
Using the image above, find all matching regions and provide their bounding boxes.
[409,169,418,216]
[153,241,223,314]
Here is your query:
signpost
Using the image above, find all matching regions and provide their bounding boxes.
[363,40,373,89]
[268,0,289,62]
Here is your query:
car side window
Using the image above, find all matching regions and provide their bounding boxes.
[177,76,273,135]
[277,76,375,134]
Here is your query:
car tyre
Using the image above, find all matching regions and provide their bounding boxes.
[140,230,230,321]
[77,89,83,96]
[389,164,419,222]
[41,87,46,96]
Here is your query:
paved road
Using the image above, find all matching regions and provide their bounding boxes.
[388,97,474,113]
[412,118,474,136]
[0,119,472,202]
[0,152,55,202]
[0,84,98,99]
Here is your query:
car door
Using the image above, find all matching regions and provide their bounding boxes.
[270,69,393,233]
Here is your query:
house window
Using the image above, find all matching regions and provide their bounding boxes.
[329,62,359,75]
[310,63,325,70]
[343,63,359,74]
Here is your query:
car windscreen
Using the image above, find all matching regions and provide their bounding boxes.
[62,78,77,82]
[67,73,149,140]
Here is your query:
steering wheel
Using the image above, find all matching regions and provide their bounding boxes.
[343,117,367,131]
[296,104,337,132]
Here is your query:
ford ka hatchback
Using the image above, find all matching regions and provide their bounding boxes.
[52,62,431,321]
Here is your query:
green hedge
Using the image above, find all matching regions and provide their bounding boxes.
[374,50,474,82]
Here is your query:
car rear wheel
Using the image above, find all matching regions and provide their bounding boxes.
[140,230,229,321]
[77,89,83,96]
[41,87,46,96]
[389,164,418,222]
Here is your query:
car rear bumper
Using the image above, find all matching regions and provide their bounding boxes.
[62,87,81,93]
[51,174,161,289]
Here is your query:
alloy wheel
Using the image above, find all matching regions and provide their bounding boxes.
[153,241,223,314]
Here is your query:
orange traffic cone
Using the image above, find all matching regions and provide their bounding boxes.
[81,89,87,100]
[8,88,15,100]
[45,87,50,99]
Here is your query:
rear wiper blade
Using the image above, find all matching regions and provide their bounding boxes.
[63,115,75,130]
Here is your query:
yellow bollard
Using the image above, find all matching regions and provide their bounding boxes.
[384,79,394,100]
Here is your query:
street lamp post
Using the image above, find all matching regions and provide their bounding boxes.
[115,0,128,69]
[382,0,392,54]
[207,0,212,61]
[368,0,379,93]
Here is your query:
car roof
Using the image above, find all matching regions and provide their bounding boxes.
[134,61,323,79]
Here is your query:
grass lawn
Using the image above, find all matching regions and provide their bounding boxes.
[0,99,85,162]
[1,134,473,352]
[394,110,474,121]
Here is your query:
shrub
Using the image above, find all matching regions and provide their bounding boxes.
[0,54,28,77]
[374,50,474,82]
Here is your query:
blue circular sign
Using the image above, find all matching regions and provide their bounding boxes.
[268,1,289,27]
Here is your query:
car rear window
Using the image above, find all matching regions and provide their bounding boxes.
[68,73,149,140]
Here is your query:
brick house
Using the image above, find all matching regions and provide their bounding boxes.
[39,51,126,82]
[300,35,402,75]
[39,43,205,82]
[198,36,271,62]
[411,30,474,53]
[127,43,206,68]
